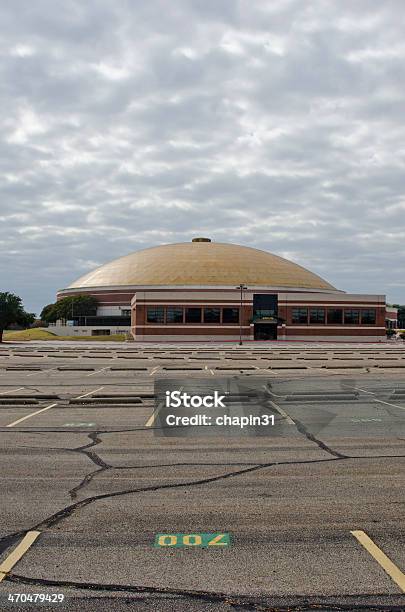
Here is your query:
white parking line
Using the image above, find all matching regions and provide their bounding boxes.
[204,365,216,375]
[0,387,24,395]
[86,367,109,377]
[5,386,104,427]
[257,367,280,376]
[267,398,295,425]
[145,401,164,427]
[6,403,59,428]
[351,530,405,592]
[352,386,405,412]
[75,386,104,399]
[373,398,405,411]
[262,386,294,424]
[146,385,183,427]
[0,531,41,582]
[26,367,58,377]
[307,365,342,375]
[352,387,376,395]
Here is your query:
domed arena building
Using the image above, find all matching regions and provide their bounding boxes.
[56,238,387,341]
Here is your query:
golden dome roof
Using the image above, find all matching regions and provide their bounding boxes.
[67,241,337,291]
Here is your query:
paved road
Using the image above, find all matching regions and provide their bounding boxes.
[0,341,404,611]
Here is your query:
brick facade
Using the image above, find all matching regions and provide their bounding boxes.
[56,286,387,342]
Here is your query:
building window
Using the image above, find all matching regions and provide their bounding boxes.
[344,309,360,324]
[309,308,325,324]
[185,307,202,323]
[327,308,343,324]
[361,309,376,324]
[85,316,131,326]
[291,308,308,324]
[253,294,278,321]
[166,306,183,324]
[147,306,164,323]
[204,308,220,323]
[223,308,239,324]
[121,309,131,316]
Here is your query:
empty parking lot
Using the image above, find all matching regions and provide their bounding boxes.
[0,341,404,611]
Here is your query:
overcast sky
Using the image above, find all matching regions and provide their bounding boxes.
[1,0,405,315]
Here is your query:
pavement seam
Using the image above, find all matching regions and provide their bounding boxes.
[5,573,405,611]
[0,457,345,548]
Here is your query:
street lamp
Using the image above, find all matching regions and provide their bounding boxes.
[236,284,247,345]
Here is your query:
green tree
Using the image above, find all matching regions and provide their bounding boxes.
[40,303,58,323]
[0,292,35,343]
[40,295,98,323]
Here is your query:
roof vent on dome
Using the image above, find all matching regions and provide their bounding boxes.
[192,237,211,242]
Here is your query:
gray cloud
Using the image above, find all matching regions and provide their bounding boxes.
[1,0,405,314]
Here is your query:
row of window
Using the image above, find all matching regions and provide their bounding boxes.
[291,308,377,325]
[68,316,131,327]
[145,305,377,325]
[146,306,240,324]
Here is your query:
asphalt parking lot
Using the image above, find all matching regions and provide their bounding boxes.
[0,340,404,611]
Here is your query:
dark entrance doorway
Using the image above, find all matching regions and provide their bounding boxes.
[253,294,278,340]
[254,322,277,340]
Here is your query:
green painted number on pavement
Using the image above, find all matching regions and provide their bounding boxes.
[154,533,231,548]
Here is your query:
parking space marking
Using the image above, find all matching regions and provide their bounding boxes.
[26,367,58,377]
[351,530,405,592]
[262,387,295,424]
[373,398,405,411]
[146,383,184,427]
[146,401,164,427]
[63,422,96,427]
[6,403,59,428]
[149,366,160,376]
[353,387,405,412]
[154,532,231,548]
[0,387,24,395]
[257,367,280,376]
[75,386,104,399]
[5,386,104,427]
[308,365,342,375]
[0,531,41,582]
[86,367,109,377]
[267,398,295,425]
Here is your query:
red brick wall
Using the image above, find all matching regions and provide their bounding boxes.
[285,327,383,337]
[134,326,245,337]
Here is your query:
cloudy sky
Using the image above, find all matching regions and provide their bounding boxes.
[1,0,405,315]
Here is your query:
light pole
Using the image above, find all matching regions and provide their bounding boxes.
[236,284,247,345]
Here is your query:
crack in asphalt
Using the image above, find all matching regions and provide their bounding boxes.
[0,416,403,546]
[74,432,111,469]
[67,431,112,500]
[0,457,341,548]
[68,431,265,500]
[5,574,404,611]
[1,375,404,606]
[291,419,348,459]
[68,466,108,501]
[0,448,402,560]
[62,410,349,504]
[113,461,260,469]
